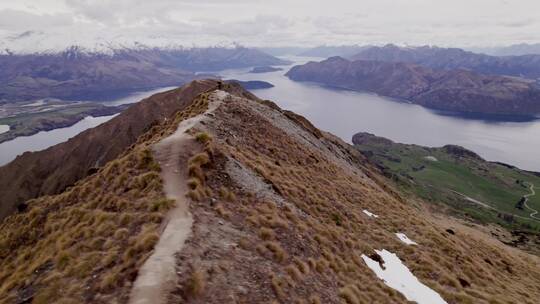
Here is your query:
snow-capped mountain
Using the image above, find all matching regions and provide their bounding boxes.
[0,32,289,102]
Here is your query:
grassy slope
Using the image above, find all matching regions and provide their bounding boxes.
[354,134,540,232]
[0,94,211,303]
[169,95,540,304]
[2,87,540,304]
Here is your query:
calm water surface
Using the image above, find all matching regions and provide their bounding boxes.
[221,56,540,171]
[0,115,116,165]
[1,57,539,171]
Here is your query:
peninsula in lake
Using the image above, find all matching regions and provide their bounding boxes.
[248,66,283,73]
[287,56,540,117]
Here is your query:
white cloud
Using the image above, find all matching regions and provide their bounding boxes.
[0,0,539,52]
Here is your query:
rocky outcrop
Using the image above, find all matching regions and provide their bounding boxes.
[442,145,483,160]
[286,57,540,116]
[352,132,395,146]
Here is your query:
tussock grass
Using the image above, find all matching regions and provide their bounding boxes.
[258,227,275,240]
[185,268,206,298]
[285,264,303,282]
[339,285,360,304]
[219,186,236,202]
[189,152,210,167]
[195,132,212,144]
[197,97,540,304]
[270,274,287,300]
[308,295,322,304]
[257,241,287,263]
[187,189,204,201]
[186,150,213,203]
[0,93,215,302]
[215,203,231,219]
[149,198,175,212]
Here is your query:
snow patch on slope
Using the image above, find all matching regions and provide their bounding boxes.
[363,209,379,218]
[395,232,417,245]
[362,249,447,304]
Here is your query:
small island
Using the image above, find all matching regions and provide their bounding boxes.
[225,80,274,90]
[248,66,283,73]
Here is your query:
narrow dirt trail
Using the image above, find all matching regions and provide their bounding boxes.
[523,183,539,220]
[128,90,225,304]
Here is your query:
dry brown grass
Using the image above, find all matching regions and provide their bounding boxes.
[0,145,166,302]
[184,268,206,298]
[285,264,303,282]
[195,132,212,144]
[170,92,540,304]
[259,227,275,240]
[219,186,236,202]
[5,86,538,303]
[257,241,287,263]
[0,91,215,303]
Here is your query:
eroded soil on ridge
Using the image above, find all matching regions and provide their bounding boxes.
[130,91,225,304]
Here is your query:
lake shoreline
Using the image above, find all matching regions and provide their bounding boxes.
[287,79,540,123]
[220,55,540,171]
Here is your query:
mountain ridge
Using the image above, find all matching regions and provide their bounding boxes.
[0,80,233,221]
[0,46,288,102]
[351,44,540,79]
[0,80,539,303]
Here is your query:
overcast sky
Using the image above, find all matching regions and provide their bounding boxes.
[0,0,539,51]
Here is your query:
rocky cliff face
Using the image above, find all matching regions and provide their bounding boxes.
[1,81,539,303]
[351,44,540,79]
[286,57,540,116]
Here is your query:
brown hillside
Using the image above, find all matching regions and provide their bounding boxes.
[0,81,539,303]
[0,82,251,303]
[165,88,540,304]
[0,80,223,221]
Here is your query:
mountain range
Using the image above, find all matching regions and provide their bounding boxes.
[298,45,372,58]
[0,46,288,102]
[469,43,540,56]
[0,80,539,303]
[286,56,540,116]
[351,44,540,79]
